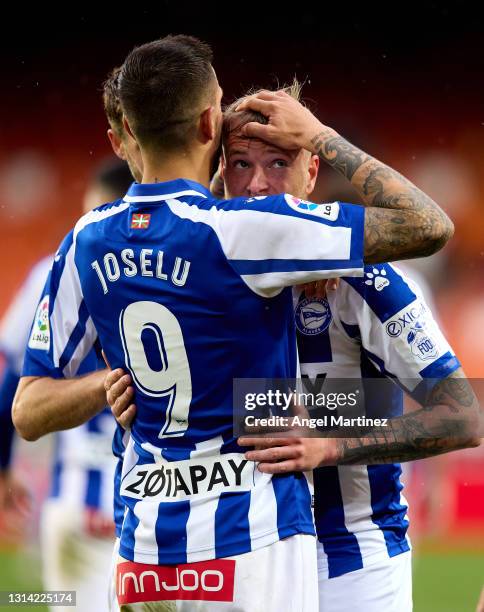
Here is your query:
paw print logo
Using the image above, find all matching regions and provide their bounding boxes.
[365,268,390,291]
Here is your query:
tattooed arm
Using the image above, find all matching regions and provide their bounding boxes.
[235,90,454,263]
[310,133,453,262]
[239,369,481,473]
[337,369,481,465]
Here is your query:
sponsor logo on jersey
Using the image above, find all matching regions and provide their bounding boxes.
[284,194,339,221]
[131,213,151,229]
[117,559,235,604]
[295,297,332,336]
[406,321,438,361]
[385,302,426,337]
[365,267,390,291]
[121,454,253,502]
[28,295,50,351]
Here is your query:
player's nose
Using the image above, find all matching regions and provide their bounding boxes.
[247,167,269,196]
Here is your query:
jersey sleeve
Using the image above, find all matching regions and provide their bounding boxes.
[0,364,19,469]
[22,231,98,379]
[215,194,365,297]
[0,256,52,376]
[338,263,460,394]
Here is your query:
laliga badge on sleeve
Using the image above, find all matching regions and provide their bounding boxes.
[28,295,50,351]
[284,194,340,221]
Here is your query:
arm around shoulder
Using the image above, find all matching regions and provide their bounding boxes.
[13,371,107,441]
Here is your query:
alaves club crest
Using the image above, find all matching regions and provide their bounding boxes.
[295,297,332,336]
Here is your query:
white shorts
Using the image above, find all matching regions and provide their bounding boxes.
[318,550,412,612]
[110,534,318,612]
[41,498,115,612]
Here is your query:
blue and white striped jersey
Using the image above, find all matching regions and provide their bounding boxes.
[0,254,117,515]
[23,178,365,564]
[49,349,118,516]
[294,263,460,578]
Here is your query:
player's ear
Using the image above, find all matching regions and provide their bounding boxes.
[107,129,127,161]
[199,106,216,144]
[306,154,320,196]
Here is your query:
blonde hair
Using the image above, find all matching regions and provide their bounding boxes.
[222,78,303,143]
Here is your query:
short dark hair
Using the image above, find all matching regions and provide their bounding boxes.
[92,158,133,199]
[102,66,123,137]
[118,35,216,153]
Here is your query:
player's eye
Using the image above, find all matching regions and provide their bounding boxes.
[271,159,288,169]
[232,159,250,169]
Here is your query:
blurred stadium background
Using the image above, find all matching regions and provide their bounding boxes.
[0,5,482,610]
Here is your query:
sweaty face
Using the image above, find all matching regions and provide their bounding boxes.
[223,132,317,199]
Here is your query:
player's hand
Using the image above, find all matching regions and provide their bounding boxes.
[104,368,136,429]
[235,90,337,153]
[302,278,339,299]
[0,472,32,545]
[238,436,341,473]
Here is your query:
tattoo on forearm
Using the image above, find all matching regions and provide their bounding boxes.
[336,371,480,465]
[311,132,370,180]
[427,375,475,410]
[310,131,453,263]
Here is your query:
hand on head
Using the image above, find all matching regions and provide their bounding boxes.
[235,90,330,153]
